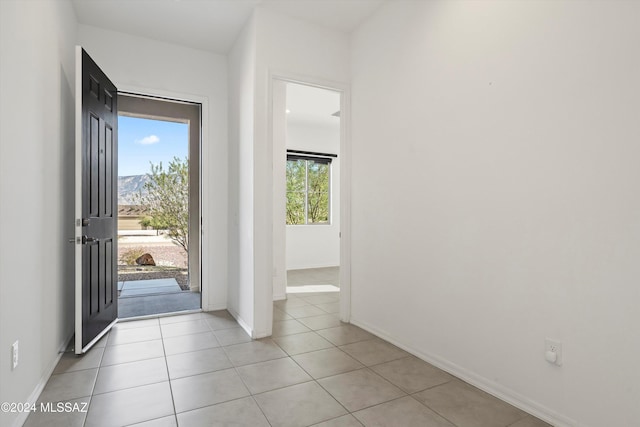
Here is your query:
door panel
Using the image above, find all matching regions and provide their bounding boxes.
[75,47,118,354]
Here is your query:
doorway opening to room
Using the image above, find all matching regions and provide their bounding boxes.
[273,82,343,330]
[116,94,201,318]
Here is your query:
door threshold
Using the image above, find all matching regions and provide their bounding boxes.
[118,308,203,323]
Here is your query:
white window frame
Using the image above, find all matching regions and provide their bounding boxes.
[286,155,332,226]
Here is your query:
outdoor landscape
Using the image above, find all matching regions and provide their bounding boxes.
[117,157,191,291]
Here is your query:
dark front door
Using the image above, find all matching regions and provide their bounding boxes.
[75,47,118,353]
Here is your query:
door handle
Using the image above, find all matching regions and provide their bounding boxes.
[82,236,99,244]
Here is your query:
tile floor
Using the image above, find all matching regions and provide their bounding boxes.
[25,277,551,427]
[286,267,340,288]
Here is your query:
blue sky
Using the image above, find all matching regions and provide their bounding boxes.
[118,116,188,176]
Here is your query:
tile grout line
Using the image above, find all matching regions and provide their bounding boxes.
[81,329,110,427]
[270,316,357,424]
[283,295,419,424]
[209,314,275,427]
[305,308,460,426]
[300,296,451,424]
[89,318,184,426]
[157,316,180,426]
[405,392,461,427]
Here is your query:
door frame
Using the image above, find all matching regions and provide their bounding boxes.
[269,71,352,323]
[118,93,202,304]
[116,83,211,311]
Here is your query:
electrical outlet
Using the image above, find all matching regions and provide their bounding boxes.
[545,338,562,366]
[12,341,19,369]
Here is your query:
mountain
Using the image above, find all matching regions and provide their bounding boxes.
[118,175,149,205]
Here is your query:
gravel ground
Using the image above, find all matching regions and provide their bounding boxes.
[118,243,189,289]
[118,244,188,268]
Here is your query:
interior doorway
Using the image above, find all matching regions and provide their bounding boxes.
[273,81,343,326]
[116,94,201,318]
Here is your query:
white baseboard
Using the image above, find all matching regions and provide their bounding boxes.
[287,264,339,271]
[12,333,73,427]
[227,308,253,338]
[350,317,577,427]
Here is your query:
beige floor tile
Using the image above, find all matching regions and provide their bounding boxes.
[128,416,177,426]
[339,339,408,366]
[300,291,339,297]
[94,357,168,394]
[159,313,203,325]
[101,340,165,366]
[273,307,293,321]
[177,397,270,426]
[34,268,544,427]
[213,327,252,346]
[274,296,310,310]
[106,325,161,346]
[114,318,160,330]
[317,325,374,346]
[85,382,174,427]
[297,314,342,330]
[285,305,327,318]
[370,356,453,393]
[413,380,528,427]
[236,357,312,394]
[272,319,311,337]
[160,320,210,338]
[254,381,347,427]
[287,267,340,287]
[318,369,405,412]
[353,396,454,427]
[170,368,250,413]
[508,416,553,427]
[163,331,220,356]
[23,397,90,427]
[203,313,240,331]
[224,339,288,366]
[38,369,98,403]
[53,346,104,374]
[273,331,334,355]
[201,309,235,320]
[312,414,364,426]
[316,302,340,314]
[91,333,109,349]
[301,294,340,305]
[166,347,232,379]
[293,348,363,379]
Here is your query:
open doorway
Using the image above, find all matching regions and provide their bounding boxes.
[273,82,343,328]
[116,94,201,318]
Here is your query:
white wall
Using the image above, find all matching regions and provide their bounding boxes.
[350,1,640,426]
[252,7,350,336]
[286,122,341,270]
[227,14,257,333]
[77,25,229,311]
[0,1,77,426]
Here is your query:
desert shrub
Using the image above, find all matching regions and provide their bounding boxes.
[119,247,146,266]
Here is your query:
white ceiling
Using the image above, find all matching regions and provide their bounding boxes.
[72,0,385,54]
[286,82,340,128]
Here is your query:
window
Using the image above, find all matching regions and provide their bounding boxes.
[286,152,333,225]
